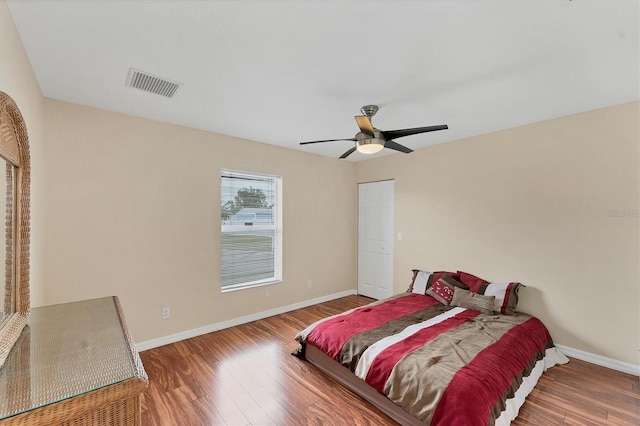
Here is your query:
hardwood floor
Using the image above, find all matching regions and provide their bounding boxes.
[139,295,640,425]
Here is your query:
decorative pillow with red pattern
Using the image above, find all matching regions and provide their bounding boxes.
[426,274,468,305]
[427,270,461,289]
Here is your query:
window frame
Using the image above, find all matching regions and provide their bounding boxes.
[220,169,282,292]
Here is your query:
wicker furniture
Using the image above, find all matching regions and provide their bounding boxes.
[0,91,31,369]
[0,297,148,425]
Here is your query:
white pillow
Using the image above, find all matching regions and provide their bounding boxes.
[411,270,432,294]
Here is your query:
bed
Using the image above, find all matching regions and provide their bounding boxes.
[293,270,569,425]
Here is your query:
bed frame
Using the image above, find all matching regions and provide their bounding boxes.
[305,343,423,425]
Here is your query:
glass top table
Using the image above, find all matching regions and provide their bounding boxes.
[0,297,146,420]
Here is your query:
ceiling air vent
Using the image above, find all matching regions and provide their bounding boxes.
[125,68,182,98]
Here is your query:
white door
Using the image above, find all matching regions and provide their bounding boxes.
[358,180,394,299]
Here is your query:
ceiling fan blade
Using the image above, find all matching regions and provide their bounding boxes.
[384,140,413,154]
[339,147,357,159]
[300,137,357,145]
[381,124,448,140]
[354,115,375,137]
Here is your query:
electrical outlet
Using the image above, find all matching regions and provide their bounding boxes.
[307,280,313,289]
[162,307,170,320]
[264,288,270,297]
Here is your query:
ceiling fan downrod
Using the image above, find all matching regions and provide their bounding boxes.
[360,105,379,120]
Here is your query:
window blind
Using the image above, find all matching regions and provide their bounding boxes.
[220,170,281,290]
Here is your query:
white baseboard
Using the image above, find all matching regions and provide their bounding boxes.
[555,344,639,377]
[137,293,639,378]
[136,289,357,352]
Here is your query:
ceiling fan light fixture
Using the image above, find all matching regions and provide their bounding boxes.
[356,138,385,154]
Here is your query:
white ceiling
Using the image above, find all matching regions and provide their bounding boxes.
[7,0,639,161]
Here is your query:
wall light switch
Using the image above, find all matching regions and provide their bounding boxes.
[397,233,403,241]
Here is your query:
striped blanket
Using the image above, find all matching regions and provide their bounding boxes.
[295,293,568,425]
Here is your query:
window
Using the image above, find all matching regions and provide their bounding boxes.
[220,170,282,291]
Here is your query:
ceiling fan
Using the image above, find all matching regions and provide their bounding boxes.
[300,105,448,159]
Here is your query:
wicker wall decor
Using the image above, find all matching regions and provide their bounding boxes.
[0,91,31,369]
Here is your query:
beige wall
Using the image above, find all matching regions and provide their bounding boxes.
[356,101,640,366]
[0,0,45,307]
[41,99,357,342]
